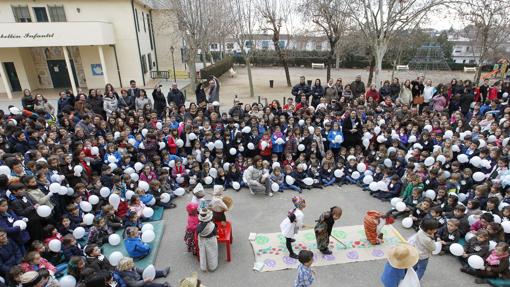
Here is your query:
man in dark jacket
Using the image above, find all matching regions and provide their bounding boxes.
[291,76,311,103]
[350,75,366,98]
[0,229,23,279]
[167,83,185,107]
[57,90,74,115]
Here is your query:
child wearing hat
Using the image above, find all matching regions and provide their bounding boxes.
[380,243,420,287]
[209,185,229,224]
[280,196,306,259]
[184,202,199,255]
[197,208,218,272]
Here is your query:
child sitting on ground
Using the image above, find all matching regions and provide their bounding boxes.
[460,230,490,269]
[436,218,460,254]
[87,216,109,246]
[124,227,151,260]
[461,242,510,284]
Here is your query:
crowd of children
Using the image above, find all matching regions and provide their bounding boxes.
[0,74,509,287]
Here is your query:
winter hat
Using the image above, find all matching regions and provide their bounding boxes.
[198,208,213,222]
[292,195,305,209]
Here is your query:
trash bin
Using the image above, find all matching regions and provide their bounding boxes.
[269,80,274,88]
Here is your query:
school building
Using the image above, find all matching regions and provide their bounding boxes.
[0,0,184,99]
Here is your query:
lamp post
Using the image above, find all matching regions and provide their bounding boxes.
[170,46,176,83]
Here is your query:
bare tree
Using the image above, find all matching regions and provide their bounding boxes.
[257,0,292,87]
[347,0,446,87]
[300,0,350,81]
[228,0,257,97]
[459,0,510,83]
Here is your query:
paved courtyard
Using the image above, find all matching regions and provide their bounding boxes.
[156,185,476,287]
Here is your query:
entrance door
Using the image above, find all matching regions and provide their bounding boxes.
[47,60,79,88]
[3,62,21,92]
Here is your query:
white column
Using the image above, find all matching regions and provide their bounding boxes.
[98,45,109,85]
[0,63,12,99]
[62,46,77,95]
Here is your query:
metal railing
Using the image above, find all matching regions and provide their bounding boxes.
[150,71,169,80]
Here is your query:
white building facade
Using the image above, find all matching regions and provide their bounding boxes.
[0,0,182,99]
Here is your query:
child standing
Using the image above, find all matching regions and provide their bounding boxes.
[184,202,199,255]
[411,218,439,280]
[380,243,420,287]
[294,250,315,287]
[197,208,218,272]
[280,196,306,259]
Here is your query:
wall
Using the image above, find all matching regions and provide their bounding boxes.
[78,45,120,89]
[0,48,31,93]
[151,9,185,71]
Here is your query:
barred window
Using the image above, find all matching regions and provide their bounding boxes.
[48,5,67,22]
[12,6,32,22]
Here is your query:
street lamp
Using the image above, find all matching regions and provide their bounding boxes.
[170,46,176,82]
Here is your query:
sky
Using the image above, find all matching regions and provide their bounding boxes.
[422,10,465,31]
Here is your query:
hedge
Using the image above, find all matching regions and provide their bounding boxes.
[200,56,233,79]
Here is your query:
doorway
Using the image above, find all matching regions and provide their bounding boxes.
[3,62,21,92]
[47,60,79,88]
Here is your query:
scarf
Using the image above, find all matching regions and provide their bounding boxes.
[199,221,215,237]
[486,251,509,266]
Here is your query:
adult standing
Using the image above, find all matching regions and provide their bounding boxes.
[152,85,167,116]
[57,90,74,116]
[168,83,185,107]
[351,75,366,99]
[314,206,342,255]
[390,78,401,101]
[195,81,207,105]
[479,78,490,103]
[423,80,436,110]
[291,76,311,103]
[135,89,152,111]
[324,78,338,103]
[21,89,35,112]
[207,76,220,104]
[103,91,118,118]
[244,156,273,197]
[127,80,140,100]
[310,79,324,108]
[87,89,105,118]
[342,110,363,149]
[120,88,135,111]
[398,80,412,106]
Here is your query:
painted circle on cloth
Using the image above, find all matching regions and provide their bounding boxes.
[346,250,359,260]
[277,234,286,244]
[304,232,316,241]
[372,249,385,257]
[283,256,297,265]
[264,259,276,268]
[322,254,336,261]
[255,235,270,245]
[332,230,347,239]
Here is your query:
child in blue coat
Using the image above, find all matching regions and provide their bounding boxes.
[124,227,151,260]
[381,243,419,287]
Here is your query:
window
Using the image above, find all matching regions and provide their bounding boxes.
[278,40,285,48]
[315,43,322,50]
[12,6,32,22]
[147,14,153,50]
[142,12,146,32]
[33,7,49,22]
[245,40,253,48]
[141,55,147,74]
[226,43,234,50]
[135,9,140,32]
[262,40,269,50]
[469,60,476,64]
[210,43,218,50]
[148,53,152,70]
[48,5,66,22]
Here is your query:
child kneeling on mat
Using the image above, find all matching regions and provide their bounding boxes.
[124,226,151,260]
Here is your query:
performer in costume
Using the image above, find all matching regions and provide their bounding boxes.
[280,196,306,259]
[364,210,394,245]
[314,206,343,255]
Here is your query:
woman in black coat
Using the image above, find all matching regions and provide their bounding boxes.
[342,110,363,149]
[152,85,167,117]
[311,79,325,108]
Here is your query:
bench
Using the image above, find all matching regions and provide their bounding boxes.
[396,65,409,71]
[311,63,325,69]
[464,67,477,73]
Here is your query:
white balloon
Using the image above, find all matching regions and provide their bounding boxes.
[141,230,156,243]
[425,190,436,200]
[489,240,497,251]
[494,214,502,224]
[408,135,417,143]
[100,187,111,198]
[108,155,117,163]
[401,217,413,228]
[229,148,237,155]
[73,165,83,174]
[79,201,92,212]
[159,142,166,150]
[108,194,121,209]
[109,163,118,170]
[124,190,134,200]
[232,181,241,190]
[206,142,215,151]
[108,234,121,246]
[391,197,403,207]
[468,255,485,270]
[374,126,381,134]
[128,138,137,146]
[303,178,314,186]
[362,138,370,148]
[470,156,481,167]
[0,166,11,176]
[242,126,251,134]
[134,162,144,172]
[377,181,388,191]
[465,232,475,241]
[83,213,94,225]
[48,239,61,252]
[188,132,197,140]
[204,176,213,185]
[468,215,478,226]
[124,167,135,175]
[363,175,373,184]
[156,122,163,130]
[271,182,279,192]
[449,243,464,256]
[72,227,85,239]
[209,168,218,178]
[473,172,485,182]
[87,195,99,206]
[457,154,469,163]
[395,202,406,212]
[298,119,305,126]
[176,176,185,184]
[57,185,68,195]
[36,205,52,217]
[141,224,154,233]
[160,193,171,203]
[138,181,150,191]
[143,207,154,218]
[432,241,442,255]
[351,171,360,180]
[298,144,305,151]
[176,139,184,148]
[444,130,453,139]
[500,202,510,211]
[50,174,61,183]
[214,140,223,149]
[59,275,77,287]
[502,221,510,233]
[141,128,149,137]
[424,125,432,132]
[285,175,295,185]
[247,142,255,150]
[169,160,176,168]
[109,251,124,267]
[13,220,26,231]
[377,135,386,143]
[384,158,392,168]
[130,173,140,181]
[334,135,343,143]
[147,197,156,206]
[334,169,344,178]
[424,157,435,167]
[174,188,185,196]
[458,193,467,203]
[49,183,61,194]
[357,163,366,172]
[369,182,379,191]
[142,265,156,281]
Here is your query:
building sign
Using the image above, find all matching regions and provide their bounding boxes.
[91,64,103,76]
[0,22,115,48]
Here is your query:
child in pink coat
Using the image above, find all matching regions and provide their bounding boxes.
[184,202,199,255]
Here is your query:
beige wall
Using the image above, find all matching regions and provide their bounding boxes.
[152,9,185,71]
[79,45,120,89]
[0,48,31,93]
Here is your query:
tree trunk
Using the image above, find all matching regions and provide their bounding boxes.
[274,41,292,87]
[189,58,197,92]
[245,55,255,98]
[367,55,374,86]
[326,50,334,81]
[336,51,340,71]
[373,42,388,88]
